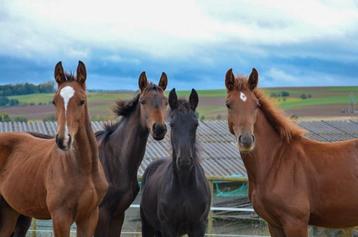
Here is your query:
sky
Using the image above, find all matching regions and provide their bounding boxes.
[0,0,357,90]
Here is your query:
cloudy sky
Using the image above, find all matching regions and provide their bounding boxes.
[0,0,357,90]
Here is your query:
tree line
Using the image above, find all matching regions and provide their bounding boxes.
[0,81,54,96]
[0,81,54,107]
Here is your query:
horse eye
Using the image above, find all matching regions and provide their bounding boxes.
[52,100,56,105]
[140,99,146,105]
[225,102,231,109]
[79,100,85,106]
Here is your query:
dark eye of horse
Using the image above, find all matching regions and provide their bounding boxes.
[225,102,231,109]
[140,99,146,105]
[52,100,56,105]
[79,100,85,106]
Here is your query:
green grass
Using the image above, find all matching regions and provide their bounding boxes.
[9,93,53,104]
[5,86,358,120]
[278,96,352,110]
[9,92,136,105]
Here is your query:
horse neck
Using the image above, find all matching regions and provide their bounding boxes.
[108,105,149,177]
[73,104,99,174]
[240,109,285,185]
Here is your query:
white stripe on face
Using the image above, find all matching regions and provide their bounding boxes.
[60,86,75,142]
[240,92,247,102]
[60,86,75,112]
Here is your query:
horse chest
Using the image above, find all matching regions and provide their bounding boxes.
[251,188,282,226]
[159,190,207,222]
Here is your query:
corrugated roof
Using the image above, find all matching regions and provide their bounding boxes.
[0,119,357,178]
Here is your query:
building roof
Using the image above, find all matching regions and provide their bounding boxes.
[1,119,358,178]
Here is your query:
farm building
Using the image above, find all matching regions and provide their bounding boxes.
[1,119,358,237]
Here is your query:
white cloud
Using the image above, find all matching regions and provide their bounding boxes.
[0,0,357,60]
[262,66,356,87]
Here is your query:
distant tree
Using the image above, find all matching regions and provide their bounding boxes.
[0,96,19,106]
[281,91,290,97]
[0,113,11,122]
[0,81,54,96]
[300,94,307,100]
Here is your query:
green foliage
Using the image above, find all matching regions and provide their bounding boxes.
[13,116,27,122]
[0,112,27,122]
[0,113,11,122]
[0,96,19,106]
[300,94,308,99]
[0,81,54,96]
[270,91,290,98]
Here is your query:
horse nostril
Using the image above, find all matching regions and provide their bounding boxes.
[251,135,255,143]
[238,135,243,144]
[153,123,166,134]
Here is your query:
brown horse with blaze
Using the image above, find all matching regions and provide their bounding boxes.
[225,68,358,237]
[0,61,108,237]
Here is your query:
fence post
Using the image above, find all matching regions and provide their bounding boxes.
[31,219,37,237]
[207,180,214,235]
[342,228,353,237]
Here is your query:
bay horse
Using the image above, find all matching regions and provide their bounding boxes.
[94,72,168,237]
[225,68,358,237]
[0,61,108,237]
[12,72,169,237]
[140,89,211,237]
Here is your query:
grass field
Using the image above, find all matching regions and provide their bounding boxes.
[2,86,358,120]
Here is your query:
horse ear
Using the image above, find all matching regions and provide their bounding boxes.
[169,88,178,110]
[189,89,199,111]
[225,68,235,91]
[138,72,148,91]
[54,61,65,84]
[248,68,258,90]
[77,61,87,84]
[158,72,167,91]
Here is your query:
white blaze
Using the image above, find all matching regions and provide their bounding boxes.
[60,86,74,143]
[240,92,247,102]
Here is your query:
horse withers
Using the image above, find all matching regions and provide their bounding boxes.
[140,89,211,237]
[0,61,108,237]
[225,68,358,237]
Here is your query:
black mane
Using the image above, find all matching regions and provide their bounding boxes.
[97,83,163,139]
[113,94,140,117]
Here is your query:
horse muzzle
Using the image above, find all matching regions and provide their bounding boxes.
[152,123,167,141]
[237,133,255,153]
[56,134,72,151]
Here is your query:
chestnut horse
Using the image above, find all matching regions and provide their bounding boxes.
[0,61,108,237]
[225,68,358,237]
[11,72,168,237]
[140,89,211,237]
[94,72,168,237]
